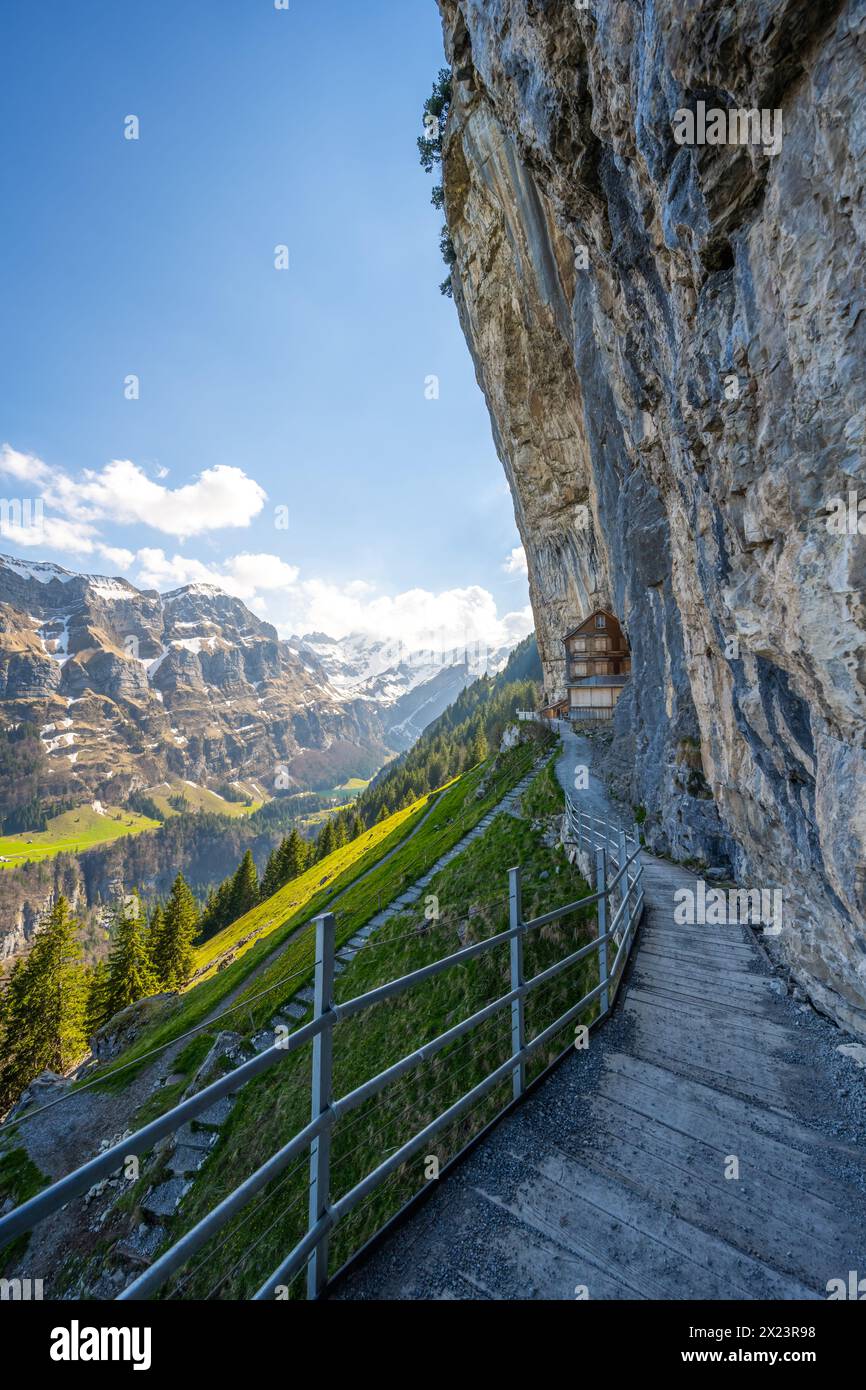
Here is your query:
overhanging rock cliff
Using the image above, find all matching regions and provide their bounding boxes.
[436,0,866,1034]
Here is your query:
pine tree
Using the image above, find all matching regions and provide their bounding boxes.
[152,874,199,991]
[316,820,337,860]
[470,726,488,764]
[349,811,364,841]
[199,878,233,939]
[228,849,259,920]
[106,895,157,1016]
[0,897,88,1106]
[85,958,111,1035]
[287,827,309,877]
[260,839,286,901]
[147,903,167,978]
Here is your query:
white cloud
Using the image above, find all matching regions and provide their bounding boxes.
[134,548,233,594]
[0,513,100,554]
[503,545,528,576]
[0,444,52,487]
[134,549,298,601]
[225,552,300,593]
[50,459,267,539]
[97,544,135,569]
[132,547,532,653]
[1,444,267,550]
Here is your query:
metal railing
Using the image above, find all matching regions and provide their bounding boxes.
[0,808,644,1302]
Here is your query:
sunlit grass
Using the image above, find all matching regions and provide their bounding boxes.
[0,804,160,869]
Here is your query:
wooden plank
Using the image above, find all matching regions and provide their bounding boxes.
[640,928,759,957]
[623,993,807,1070]
[575,1094,859,1256]
[637,943,764,976]
[604,1052,866,1166]
[621,1024,796,1110]
[635,959,773,996]
[560,1122,839,1290]
[499,1144,817,1300]
[626,985,803,1043]
[463,1199,647,1300]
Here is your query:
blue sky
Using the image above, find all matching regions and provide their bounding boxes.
[0,0,530,652]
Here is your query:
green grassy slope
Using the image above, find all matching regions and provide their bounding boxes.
[88,737,546,1092]
[193,791,438,975]
[140,753,592,1298]
[226,738,544,1036]
[145,780,263,820]
[0,804,161,869]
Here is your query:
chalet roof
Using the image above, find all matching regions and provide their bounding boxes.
[562,608,620,642]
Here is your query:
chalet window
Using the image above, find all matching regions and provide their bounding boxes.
[595,615,606,629]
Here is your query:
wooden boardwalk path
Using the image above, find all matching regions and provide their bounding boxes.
[333,847,866,1300]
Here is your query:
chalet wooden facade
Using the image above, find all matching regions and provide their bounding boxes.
[562,609,631,719]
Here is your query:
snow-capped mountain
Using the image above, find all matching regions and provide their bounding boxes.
[0,555,388,807]
[0,556,515,813]
[294,631,511,746]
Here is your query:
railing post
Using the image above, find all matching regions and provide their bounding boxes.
[508,866,526,1101]
[617,826,629,927]
[307,911,336,1299]
[596,848,609,1018]
[631,821,643,933]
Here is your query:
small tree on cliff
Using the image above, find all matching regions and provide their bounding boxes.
[418,67,454,296]
[316,819,337,861]
[261,828,311,900]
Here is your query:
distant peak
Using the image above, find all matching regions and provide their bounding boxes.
[163,583,228,600]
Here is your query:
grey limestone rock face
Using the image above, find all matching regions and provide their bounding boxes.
[437,0,866,1034]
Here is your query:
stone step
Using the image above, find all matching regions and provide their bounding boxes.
[167,1144,210,1177]
[141,1178,190,1219]
[174,1123,218,1152]
[279,1001,309,1020]
[196,1096,235,1127]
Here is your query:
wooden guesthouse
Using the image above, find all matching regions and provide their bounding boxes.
[562,608,631,720]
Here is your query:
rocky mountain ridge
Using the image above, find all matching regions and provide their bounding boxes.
[0,555,514,813]
[0,555,387,806]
